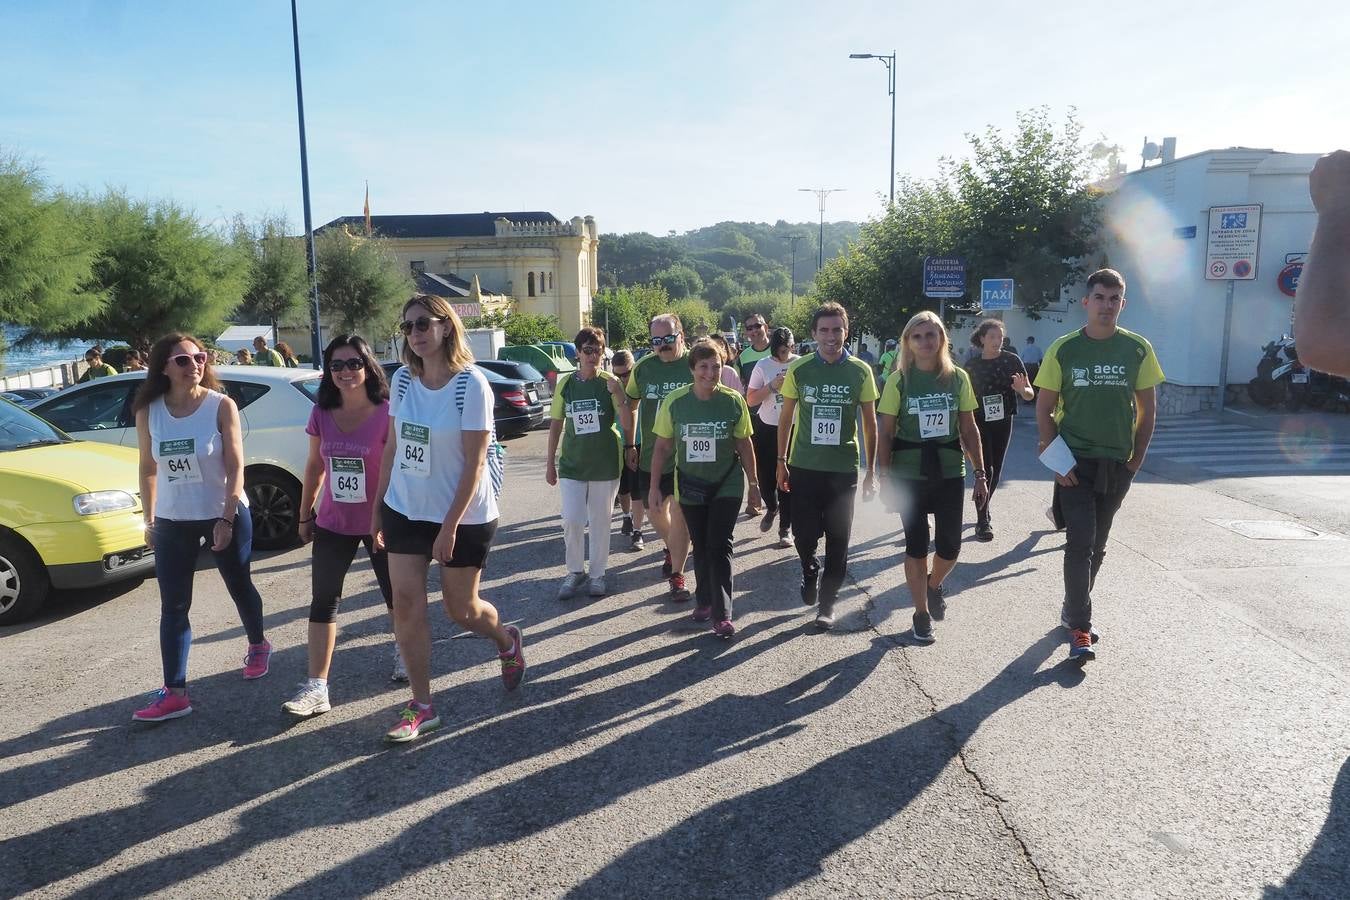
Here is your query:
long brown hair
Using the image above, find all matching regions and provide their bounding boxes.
[133,333,221,413]
[400,293,473,376]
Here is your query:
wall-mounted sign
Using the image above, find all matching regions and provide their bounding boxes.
[1173,226,1197,239]
[979,278,1014,310]
[1205,204,1262,281]
[923,256,967,299]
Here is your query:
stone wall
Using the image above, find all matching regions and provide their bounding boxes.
[1156,381,1245,416]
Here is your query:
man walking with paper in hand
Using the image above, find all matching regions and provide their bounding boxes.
[1034,269,1164,663]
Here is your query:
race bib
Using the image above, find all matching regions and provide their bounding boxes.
[811,404,842,445]
[983,394,1005,422]
[685,424,716,463]
[159,438,202,485]
[397,421,431,479]
[329,457,366,503]
[569,398,601,435]
[918,396,950,439]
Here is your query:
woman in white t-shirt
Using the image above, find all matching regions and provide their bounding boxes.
[371,294,524,743]
[745,327,798,548]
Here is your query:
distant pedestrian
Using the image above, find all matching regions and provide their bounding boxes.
[372,294,523,742]
[123,349,146,372]
[1035,269,1163,663]
[1021,335,1044,391]
[235,348,253,366]
[546,326,634,600]
[275,341,300,368]
[963,319,1033,541]
[648,341,759,638]
[745,326,798,548]
[878,338,899,383]
[78,346,118,382]
[857,341,876,365]
[707,333,743,393]
[610,350,640,540]
[283,335,397,718]
[131,333,271,722]
[253,336,285,367]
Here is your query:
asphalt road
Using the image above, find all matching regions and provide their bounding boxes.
[2,408,1347,899]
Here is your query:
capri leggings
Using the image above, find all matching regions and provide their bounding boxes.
[310,526,393,624]
[897,476,965,560]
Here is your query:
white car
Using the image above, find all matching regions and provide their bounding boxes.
[29,367,320,550]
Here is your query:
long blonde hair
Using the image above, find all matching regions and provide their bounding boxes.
[897,310,956,387]
[401,293,473,375]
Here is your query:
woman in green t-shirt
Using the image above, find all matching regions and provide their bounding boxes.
[546,326,634,600]
[649,340,760,638]
[877,311,988,645]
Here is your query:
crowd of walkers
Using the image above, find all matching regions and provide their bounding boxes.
[131,267,1163,743]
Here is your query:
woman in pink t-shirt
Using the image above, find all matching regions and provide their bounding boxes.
[282,335,394,717]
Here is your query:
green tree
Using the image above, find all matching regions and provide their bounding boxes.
[669,298,717,338]
[598,232,687,286]
[0,155,105,329]
[38,192,250,350]
[705,273,743,309]
[234,214,309,331]
[315,227,412,334]
[651,263,704,300]
[589,286,649,349]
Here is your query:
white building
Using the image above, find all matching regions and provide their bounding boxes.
[991,145,1319,415]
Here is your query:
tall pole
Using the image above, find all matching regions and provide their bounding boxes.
[799,188,845,273]
[291,0,322,370]
[850,52,897,206]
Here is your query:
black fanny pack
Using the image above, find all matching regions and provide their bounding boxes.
[678,458,739,504]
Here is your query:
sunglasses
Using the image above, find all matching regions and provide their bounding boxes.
[612,368,630,377]
[745,322,765,331]
[399,316,446,335]
[650,334,681,348]
[579,344,602,355]
[171,352,209,368]
[328,358,364,372]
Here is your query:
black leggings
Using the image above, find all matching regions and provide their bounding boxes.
[975,415,1013,524]
[681,497,740,621]
[310,526,393,624]
[787,466,857,595]
[897,477,965,560]
[751,416,790,521]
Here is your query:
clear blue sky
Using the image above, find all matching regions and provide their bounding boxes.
[3,0,1346,235]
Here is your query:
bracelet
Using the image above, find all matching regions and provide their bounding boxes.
[216,517,235,528]
[299,516,314,524]
[777,456,788,462]
[624,444,638,450]
[974,471,988,480]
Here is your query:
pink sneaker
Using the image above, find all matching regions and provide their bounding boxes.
[498,625,525,691]
[692,605,712,622]
[243,639,272,679]
[713,619,736,639]
[385,701,441,742]
[132,687,192,722]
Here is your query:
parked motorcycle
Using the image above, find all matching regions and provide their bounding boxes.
[1287,361,1350,412]
[1247,335,1297,407]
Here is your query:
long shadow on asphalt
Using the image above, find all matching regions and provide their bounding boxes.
[1263,755,1349,898]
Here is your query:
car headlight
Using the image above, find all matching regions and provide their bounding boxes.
[73,491,137,516]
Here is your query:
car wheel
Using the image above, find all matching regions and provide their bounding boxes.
[245,470,300,551]
[0,534,50,626]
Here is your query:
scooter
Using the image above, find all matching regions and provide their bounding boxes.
[1247,335,1298,407]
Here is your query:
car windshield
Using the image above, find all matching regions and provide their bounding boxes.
[0,396,70,451]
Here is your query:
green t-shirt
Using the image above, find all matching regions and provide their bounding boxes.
[78,363,118,383]
[255,348,284,367]
[780,351,879,473]
[878,366,978,479]
[652,384,753,504]
[1033,327,1164,462]
[625,351,693,473]
[878,350,898,382]
[737,344,772,395]
[550,370,624,481]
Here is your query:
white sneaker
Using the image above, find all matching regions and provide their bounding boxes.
[558,572,587,600]
[282,682,331,717]
[391,643,409,682]
[587,576,607,596]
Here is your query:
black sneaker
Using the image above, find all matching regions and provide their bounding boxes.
[621,515,633,535]
[815,594,836,630]
[927,583,947,621]
[975,522,994,542]
[758,508,777,533]
[630,530,645,551]
[911,611,936,644]
[661,548,673,578]
[800,567,819,607]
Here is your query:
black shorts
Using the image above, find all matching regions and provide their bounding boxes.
[618,463,637,497]
[895,477,965,561]
[379,501,497,568]
[635,468,675,502]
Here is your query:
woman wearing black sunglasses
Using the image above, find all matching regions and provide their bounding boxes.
[282,335,397,718]
[130,333,271,723]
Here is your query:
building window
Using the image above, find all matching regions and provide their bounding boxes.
[548,272,554,290]
[539,271,546,294]
[527,272,535,297]
[409,260,426,274]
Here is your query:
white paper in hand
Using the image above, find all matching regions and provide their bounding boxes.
[1038,435,1077,477]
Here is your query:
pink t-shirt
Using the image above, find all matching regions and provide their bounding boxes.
[305,400,390,535]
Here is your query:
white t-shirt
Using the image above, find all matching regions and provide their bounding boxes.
[748,354,798,426]
[385,366,498,526]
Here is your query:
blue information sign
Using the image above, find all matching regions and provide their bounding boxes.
[980,278,1014,310]
[923,256,966,299]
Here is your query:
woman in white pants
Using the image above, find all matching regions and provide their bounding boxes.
[546,326,634,599]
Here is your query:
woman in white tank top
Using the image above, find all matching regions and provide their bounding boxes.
[130,333,271,723]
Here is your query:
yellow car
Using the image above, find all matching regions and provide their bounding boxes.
[0,396,153,625]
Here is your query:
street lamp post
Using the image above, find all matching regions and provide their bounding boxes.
[290,0,323,369]
[787,235,804,304]
[849,51,897,207]
[798,188,845,272]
